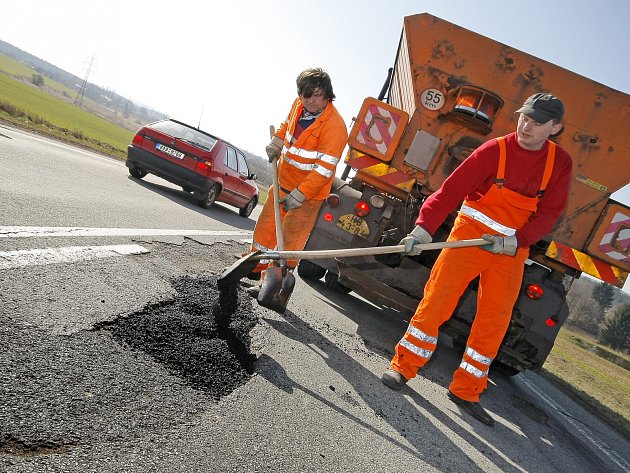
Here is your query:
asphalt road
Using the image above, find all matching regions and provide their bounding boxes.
[1,124,629,472]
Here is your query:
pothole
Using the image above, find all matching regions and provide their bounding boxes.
[107,273,258,400]
[0,435,72,456]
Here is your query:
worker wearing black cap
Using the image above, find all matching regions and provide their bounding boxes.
[382,93,573,426]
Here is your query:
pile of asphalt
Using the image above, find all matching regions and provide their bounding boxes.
[109,274,258,399]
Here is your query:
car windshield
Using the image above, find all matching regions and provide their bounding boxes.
[150,120,217,151]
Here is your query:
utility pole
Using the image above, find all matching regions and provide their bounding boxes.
[74,54,95,107]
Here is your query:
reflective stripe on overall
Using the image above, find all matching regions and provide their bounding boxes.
[391,137,556,401]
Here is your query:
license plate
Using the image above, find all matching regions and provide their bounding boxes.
[336,214,370,237]
[156,143,185,160]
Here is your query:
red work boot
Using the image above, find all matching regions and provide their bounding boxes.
[447,390,495,426]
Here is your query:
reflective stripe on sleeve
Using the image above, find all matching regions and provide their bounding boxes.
[399,338,433,360]
[460,204,516,236]
[459,361,489,378]
[314,164,333,178]
[318,152,340,166]
[465,346,493,366]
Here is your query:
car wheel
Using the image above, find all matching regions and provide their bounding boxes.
[198,184,220,209]
[239,197,257,218]
[324,271,352,294]
[297,260,327,281]
[129,166,147,179]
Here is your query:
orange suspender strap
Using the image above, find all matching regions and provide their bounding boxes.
[494,136,507,188]
[538,141,556,197]
[495,136,556,196]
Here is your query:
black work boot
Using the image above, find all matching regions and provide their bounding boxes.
[381,369,408,390]
[447,390,495,426]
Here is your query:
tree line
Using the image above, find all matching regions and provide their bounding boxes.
[567,277,630,352]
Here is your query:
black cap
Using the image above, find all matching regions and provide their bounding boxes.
[516,93,564,123]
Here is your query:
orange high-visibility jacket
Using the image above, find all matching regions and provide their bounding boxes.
[274,98,348,200]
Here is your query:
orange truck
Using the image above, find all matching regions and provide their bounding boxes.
[298,13,630,374]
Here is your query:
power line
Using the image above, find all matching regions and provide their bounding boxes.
[74,54,95,107]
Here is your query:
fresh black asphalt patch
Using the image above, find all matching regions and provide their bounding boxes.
[108,274,258,398]
[0,272,258,456]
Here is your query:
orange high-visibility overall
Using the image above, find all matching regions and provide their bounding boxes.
[249,98,347,272]
[391,137,556,402]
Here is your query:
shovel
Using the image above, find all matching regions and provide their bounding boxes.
[254,126,296,313]
[217,238,488,296]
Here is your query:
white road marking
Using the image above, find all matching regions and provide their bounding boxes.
[520,375,630,471]
[0,226,252,238]
[0,244,150,270]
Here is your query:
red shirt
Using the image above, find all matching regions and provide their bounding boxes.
[417,132,573,248]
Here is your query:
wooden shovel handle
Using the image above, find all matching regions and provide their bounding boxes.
[256,238,488,261]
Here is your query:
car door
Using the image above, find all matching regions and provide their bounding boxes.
[236,151,257,202]
[222,146,246,205]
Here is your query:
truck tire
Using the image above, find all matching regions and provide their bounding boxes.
[297,260,326,281]
[324,271,351,294]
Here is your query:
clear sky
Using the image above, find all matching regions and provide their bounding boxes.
[2,0,630,289]
[2,0,628,155]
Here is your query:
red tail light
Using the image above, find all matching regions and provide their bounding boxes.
[526,284,544,300]
[545,318,557,327]
[196,161,212,172]
[323,212,334,222]
[355,201,370,217]
[132,133,144,145]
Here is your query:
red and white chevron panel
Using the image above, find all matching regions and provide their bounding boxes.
[355,104,403,155]
[598,211,630,264]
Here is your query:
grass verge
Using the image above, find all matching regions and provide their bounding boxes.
[541,325,630,440]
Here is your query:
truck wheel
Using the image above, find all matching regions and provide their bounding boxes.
[129,166,147,179]
[297,260,326,281]
[239,196,257,218]
[199,184,220,209]
[324,271,351,294]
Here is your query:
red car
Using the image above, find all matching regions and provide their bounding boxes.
[126,119,259,218]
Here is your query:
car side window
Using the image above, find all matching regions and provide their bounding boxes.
[225,147,238,172]
[237,152,249,177]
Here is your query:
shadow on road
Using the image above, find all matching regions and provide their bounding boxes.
[260,309,536,473]
[126,175,257,230]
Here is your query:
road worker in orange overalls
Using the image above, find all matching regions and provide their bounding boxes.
[246,68,347,295]
[382,93,573,426]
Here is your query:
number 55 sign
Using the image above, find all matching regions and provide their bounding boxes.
[420,88,446,111]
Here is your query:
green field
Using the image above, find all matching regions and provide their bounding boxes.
[0,54,133,158]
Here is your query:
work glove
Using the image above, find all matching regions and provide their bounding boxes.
[266,136,283,163]
[399,225,432,255]
[279,188,305,212]
[481,234,518,256]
